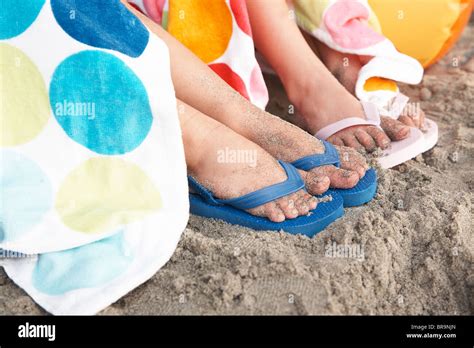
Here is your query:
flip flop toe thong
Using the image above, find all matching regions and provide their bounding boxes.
[291,140,378,207]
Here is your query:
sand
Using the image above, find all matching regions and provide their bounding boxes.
[1,25,473,316]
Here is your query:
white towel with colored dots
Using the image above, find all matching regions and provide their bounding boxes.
[0,0,188,314]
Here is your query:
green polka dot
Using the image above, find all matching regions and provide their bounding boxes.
[0,43,50,147]
[55,158,162,234]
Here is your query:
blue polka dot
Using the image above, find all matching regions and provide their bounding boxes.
[0,151,52,242]
[50,50,153,155]
[0,0,45,40]
[32,232,133,295]
[51,0,149,58]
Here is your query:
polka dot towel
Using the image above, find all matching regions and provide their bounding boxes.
[0,0,188,314]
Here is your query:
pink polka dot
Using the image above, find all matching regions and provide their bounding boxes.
[143,0,165,24]
[209,63,250,100]
[230,0,252,37]
[324,0,384,49]
[250,65,269,108]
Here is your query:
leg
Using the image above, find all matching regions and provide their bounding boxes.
[246,0,411,151]
[302,31,366,95]
[178,99,317,222]
[122,1,366,191]
[304,29,426,129]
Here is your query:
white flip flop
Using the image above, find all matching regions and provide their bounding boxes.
[377,117,438,168]
[256,53,438,168]
[315,100,439,169]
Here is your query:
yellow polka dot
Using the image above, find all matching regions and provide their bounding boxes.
[168,0,233,64]
[55,158,162,234]
[363,77,398,92]
[0,43,50,147]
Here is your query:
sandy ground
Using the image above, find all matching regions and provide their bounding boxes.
[1,25,473,316]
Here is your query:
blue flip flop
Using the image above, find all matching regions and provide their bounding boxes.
[291,140,377,207]
[189,161,344,237]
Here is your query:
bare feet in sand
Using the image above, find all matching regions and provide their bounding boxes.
[181,101,320,223]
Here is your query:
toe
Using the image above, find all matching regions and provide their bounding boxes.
[336,147,367,178]
[380,116,410,141]
[328,135,345,147]
[294,192,310,215]
[264,202,286,223]
[340,161,366,179]
[291,191,309,216]
[340,133,365,152]
[248,201,286,223]
[402,106,425,129]
[354,129,377,152]
[336,145,369,170]
[276,195,299,219]
[365,126,391,149]
[398,115,415,127]
[329,168,360,189]
[300,170,330,195]
[314,165,360,189]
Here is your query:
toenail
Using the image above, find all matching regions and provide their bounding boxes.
[292,209,298,215]
[314,178,324,185]
[288,200,295,208]
[342,170,354,178]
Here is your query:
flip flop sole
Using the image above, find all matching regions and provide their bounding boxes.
[335,168,377,207]
[421,118,438,153]
[378,118,438,169]
[189,191,344,237]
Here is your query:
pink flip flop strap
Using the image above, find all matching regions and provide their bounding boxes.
[315,102,381,140]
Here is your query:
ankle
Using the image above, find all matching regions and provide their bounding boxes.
[183,121,226,173]
[284,75,333,130]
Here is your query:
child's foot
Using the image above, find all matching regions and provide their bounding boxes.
[181,102,320,223]
[398,106,426,129]
[288,74,410,152]
[281,44,410,153]
[234,107,369,192]
[306,36,426,133]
